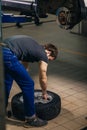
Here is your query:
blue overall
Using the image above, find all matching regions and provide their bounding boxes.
[3,47,35,117]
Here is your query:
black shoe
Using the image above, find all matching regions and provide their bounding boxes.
[24,117,48,127]
[7,111,12,118]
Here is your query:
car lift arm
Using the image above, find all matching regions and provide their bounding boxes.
[2,13,32,23]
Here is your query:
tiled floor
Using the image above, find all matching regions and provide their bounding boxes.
[2,11,87,130]
[6,60,87,130]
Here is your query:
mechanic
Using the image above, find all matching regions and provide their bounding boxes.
[1,35,58,127]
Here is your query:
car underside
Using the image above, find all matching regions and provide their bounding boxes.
[2,0,87,29]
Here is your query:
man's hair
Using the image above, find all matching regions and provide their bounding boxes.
[44,43,58,59]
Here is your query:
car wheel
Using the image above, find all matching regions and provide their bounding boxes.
[11,89,61,121]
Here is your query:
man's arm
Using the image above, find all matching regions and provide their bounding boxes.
[39,61,48,99]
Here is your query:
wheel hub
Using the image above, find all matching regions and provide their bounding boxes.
[19,91,53,104]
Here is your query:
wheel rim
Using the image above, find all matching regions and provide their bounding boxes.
[56,7,71,29]
[19,91,53,104]
[34,91,53,104]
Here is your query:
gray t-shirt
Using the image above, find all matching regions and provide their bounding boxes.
[3,35,48,63]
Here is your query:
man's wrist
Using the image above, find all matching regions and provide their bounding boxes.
[42,90,47,95]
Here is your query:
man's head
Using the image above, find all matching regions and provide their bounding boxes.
[44,43,58,61]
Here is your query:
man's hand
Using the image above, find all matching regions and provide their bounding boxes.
[42,92,48,100]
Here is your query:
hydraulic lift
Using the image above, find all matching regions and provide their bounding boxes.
[2,13,32,23]
[1,0,41,26]
[2,0,87,29]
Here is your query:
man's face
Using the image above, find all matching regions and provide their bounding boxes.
[48,55,55,61]
[46,50,55,61]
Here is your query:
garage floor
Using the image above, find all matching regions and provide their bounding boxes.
[2,13,87,130]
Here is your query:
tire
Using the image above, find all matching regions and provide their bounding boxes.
[11,89,61,121]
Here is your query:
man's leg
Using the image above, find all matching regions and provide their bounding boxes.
[3,47,35,116]
[12,63,35,117]
[3,48,47,126]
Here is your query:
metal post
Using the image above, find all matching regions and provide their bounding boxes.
[0,0,6,130]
